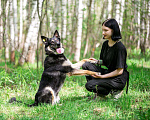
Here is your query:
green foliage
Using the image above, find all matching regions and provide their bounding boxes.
[128,49,150,62]
[0,56,149,119]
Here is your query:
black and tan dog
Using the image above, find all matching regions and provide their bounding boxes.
[9,30,98,106]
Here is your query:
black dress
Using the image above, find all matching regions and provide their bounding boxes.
[82,40,129,95]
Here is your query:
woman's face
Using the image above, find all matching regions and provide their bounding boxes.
[102,25,113,40]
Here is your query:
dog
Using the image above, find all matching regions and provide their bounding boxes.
[9,30,98,106]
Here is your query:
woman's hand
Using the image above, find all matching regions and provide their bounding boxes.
[92,68,124,79]
[82,58,97,63]
[89,58,97,61]
[92,73,104,78]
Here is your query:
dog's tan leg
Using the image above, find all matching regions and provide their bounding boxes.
[71,60,85,69]
[69,69,100,76]
[71,59,96,69]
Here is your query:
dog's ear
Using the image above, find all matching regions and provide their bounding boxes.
[41,36,48,44]
[53,30,60,38]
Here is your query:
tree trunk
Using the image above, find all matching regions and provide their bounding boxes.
[37,0,46,68]
[140,0,146,55]
[19,0,43,65]
[51,0,60,34]
[1,0,10,71]
[61,0,67,43]
[74,0,83,62]
[0,0,3,49]
[70,0,77,55]
[13,0,18,48]
[116,0,125,30]
[9,0,15,64]
[5,0,9,60]
[108,0,112,18]
[19,0,23,50]
[145,0,150,49]
[83,0,92,57]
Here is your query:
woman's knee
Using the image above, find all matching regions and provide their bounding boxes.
[82,62,90,70]
[85,81,110,95]
[85,81,96,92]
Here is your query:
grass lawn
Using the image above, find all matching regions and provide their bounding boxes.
[0,59,149,120]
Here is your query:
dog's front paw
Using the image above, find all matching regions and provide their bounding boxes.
[96,72,101,75]
[90,72,101,76]
[67,72,73,76]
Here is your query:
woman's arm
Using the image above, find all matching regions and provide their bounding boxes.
[92,68,123,79]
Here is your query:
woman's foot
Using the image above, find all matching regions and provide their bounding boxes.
[110,90,123,99]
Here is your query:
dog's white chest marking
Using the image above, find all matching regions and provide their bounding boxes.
[62,59,82,69]
[62,59,72,66]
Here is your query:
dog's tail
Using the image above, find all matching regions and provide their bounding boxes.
[9,97,37,107]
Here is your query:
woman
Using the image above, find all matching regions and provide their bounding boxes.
[82,18,129,99]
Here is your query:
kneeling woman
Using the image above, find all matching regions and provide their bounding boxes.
[82,18,129,99]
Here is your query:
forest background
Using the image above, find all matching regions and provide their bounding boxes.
[0,0,149,67]
[0,0,150,119]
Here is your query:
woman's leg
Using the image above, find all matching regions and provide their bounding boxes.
[82,62,101,82]
[85,79,112,95]
[85,78,125,96]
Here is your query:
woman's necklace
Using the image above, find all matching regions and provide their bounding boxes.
[108,41,117,47]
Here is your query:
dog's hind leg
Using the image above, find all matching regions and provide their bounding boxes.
[56,95,60,103]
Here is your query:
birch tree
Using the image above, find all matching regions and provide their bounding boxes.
[108,0,112,18]
[61,0,67,43]
[9,0,15,63]
[139,0,147,55]
[5,0,9,60]
[70,0,77,54]
[51,0,61,34]
[145,0,150,49]
[13,0,18,48]
[1,0,9,70]
[0,0,3,49]
[19,0,43,65]
[83,0,92,57]
[115,0,125,30]
[19,0,23,50]
[74,0,83,62]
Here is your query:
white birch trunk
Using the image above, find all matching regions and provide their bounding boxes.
[52,0,60,34]
[23,0,27,20]
[19,0,43,65]
[0,0,3,49]
[119,0,125,30]
[19,0,23,50]
[146,0,150,48]
[61,0,67,43]
[115,0,125,30]
[83,0,93,57]
[108,0,112,18]
[139,0,146,54]
[115,0,120,24]
[137,1,141,49]
[5,1,10,59]
[9,0,15,63]
[74,0,83,62]
[13,0,18,48]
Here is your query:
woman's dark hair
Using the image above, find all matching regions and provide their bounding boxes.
[102,18,122,41]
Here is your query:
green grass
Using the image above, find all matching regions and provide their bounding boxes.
[0,59,150,120]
